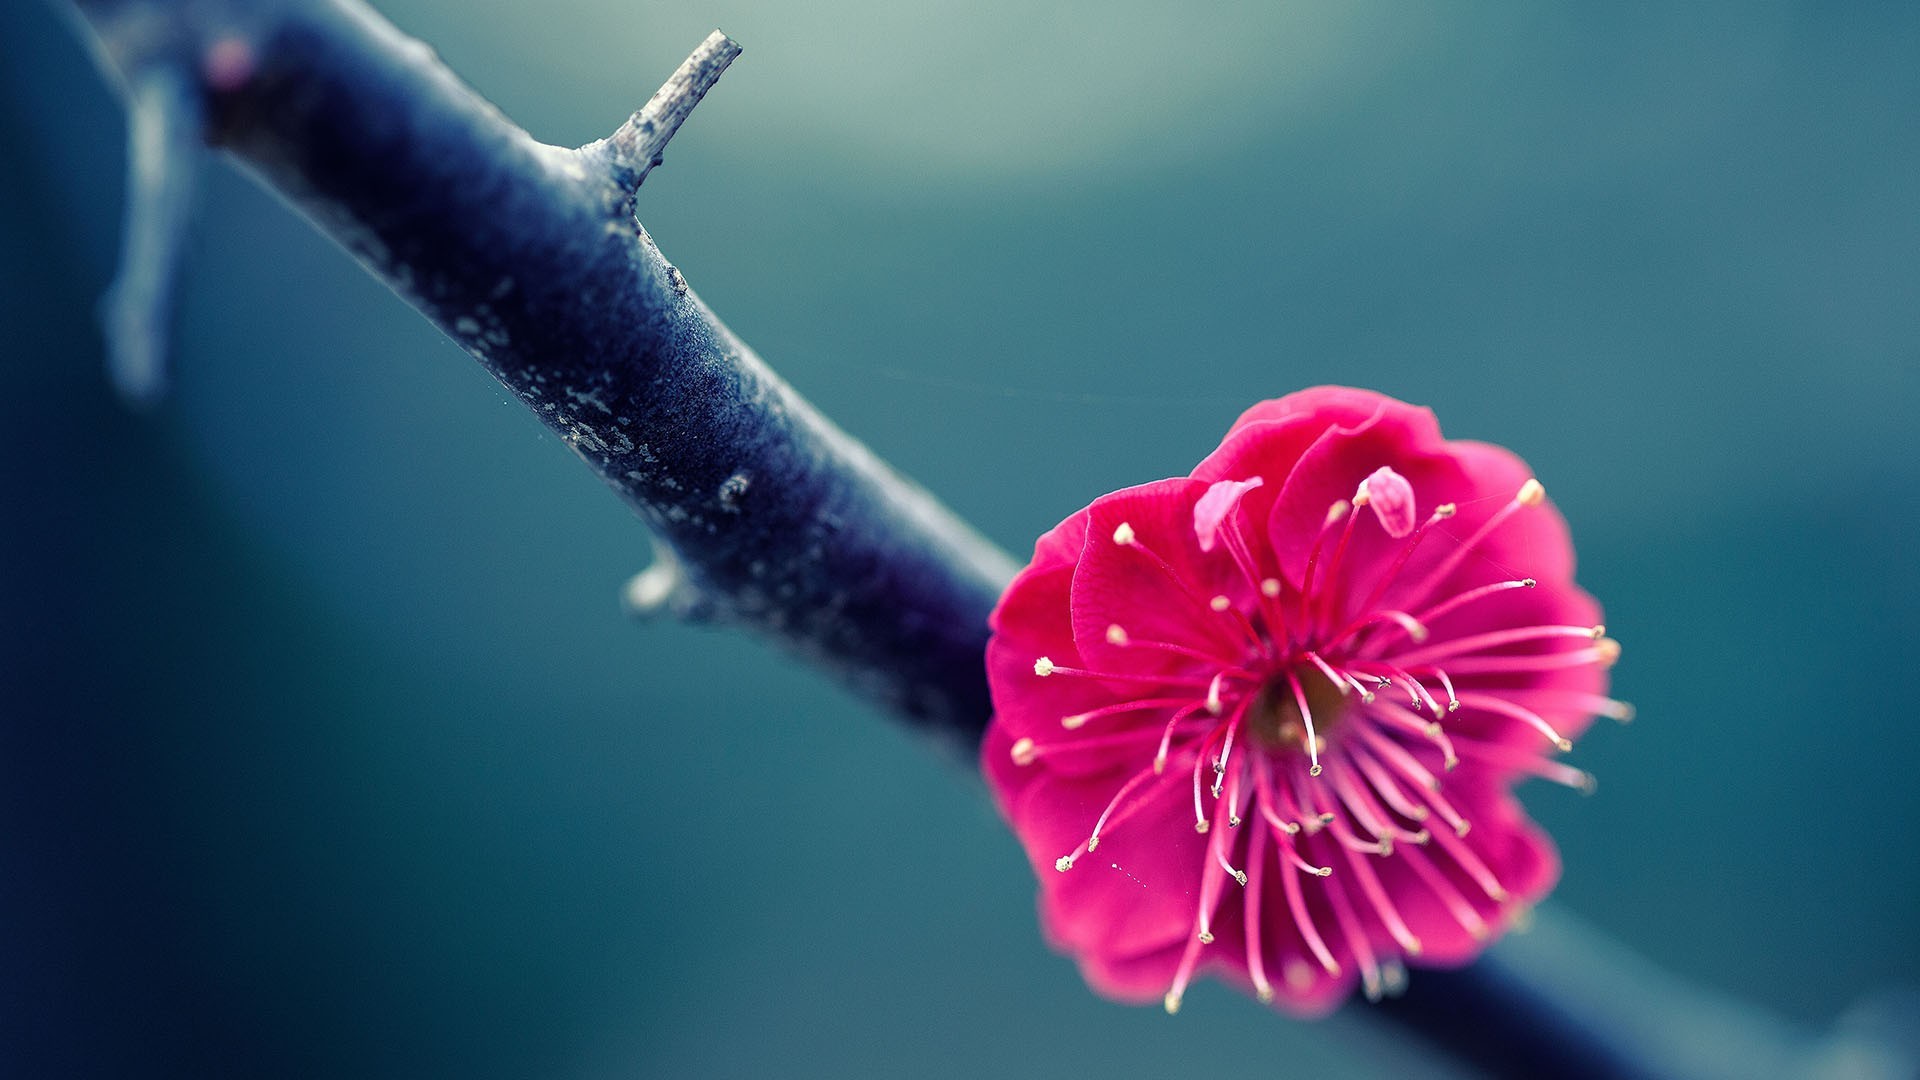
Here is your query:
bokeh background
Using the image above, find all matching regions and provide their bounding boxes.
[4,2,1916,1076]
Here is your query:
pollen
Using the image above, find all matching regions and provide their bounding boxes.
[1010,737,1037,766]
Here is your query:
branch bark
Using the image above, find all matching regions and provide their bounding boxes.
[72,0,1016,751]
[57,3,1917,1079]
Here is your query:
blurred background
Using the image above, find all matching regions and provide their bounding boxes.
[3,1,1916,1076]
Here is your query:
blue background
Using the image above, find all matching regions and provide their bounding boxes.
[3,2,1916,1076]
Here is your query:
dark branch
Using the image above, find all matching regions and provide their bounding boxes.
[73,0,1016,749]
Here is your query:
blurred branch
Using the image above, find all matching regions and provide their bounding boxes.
[57,2,1916,1079]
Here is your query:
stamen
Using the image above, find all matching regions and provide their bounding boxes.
[1214,844,1249,888]
[1326,609,1428,650]
[1244,815,1276,1003]
[1329,764,1428,846]
[1411,577,1536,628]
[1211,496,1291,650]
[1111,635,1252,669]
[1452,738,1597,793]
[1511,688,1635,723]
[1279,836,1342,977]
[1370,700,1460,770]
[1337,839,1423,956]
[1337,503,1461,642]
[1431,668,1460,712]
[1164,930,1206,1015]
[1397,841,1490,940]
[1284,669,1325,776]
[1348,745,1431,823]
[1319,851,1381,1000]
[1402,483,1541,609]
[1192,729,1216,832]
[1193,797,1238,944]
[1310,496,1364,637]
[1086,766,1173,852]
[1297,500,1351,643]
[1110,527,1267,653]
[1052,765,1181,872]
[1153,701,1211,774]
[1010,737,1036,766]
[1426,821,1509,902]
[1062,695,1196,731]
[1033,658,1220,688]
[1301,652,1353,697]
[1455,692,1575,751]
[1434,643,1617,677]
[1391,624,1611,668]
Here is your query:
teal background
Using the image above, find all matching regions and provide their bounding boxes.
[3,2,1916,1076]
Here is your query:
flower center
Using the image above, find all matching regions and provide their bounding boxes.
[1248,661,1349,754]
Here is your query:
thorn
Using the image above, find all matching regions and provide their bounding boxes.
[606,30,741,189]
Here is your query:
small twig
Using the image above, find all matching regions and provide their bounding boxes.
[100,62,200,405]
[599,29,740,190]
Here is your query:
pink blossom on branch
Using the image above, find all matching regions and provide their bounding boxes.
[983,387,1625,1015]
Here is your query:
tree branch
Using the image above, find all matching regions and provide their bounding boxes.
[57,3,1917,1078]
[71,0,1016,751]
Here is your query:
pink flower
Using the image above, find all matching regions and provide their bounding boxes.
[983,387,1624,1015]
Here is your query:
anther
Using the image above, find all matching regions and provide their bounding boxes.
[1055,855,1075,872]
[1590,624,1606,640]
[1197,930,1215,944]
[1257,986,1275,1004]
[1194,820,1210,834]
[1106,624,1130,646]
[1010,737,1037,766]
[1517,478,1545,506]
[1210,595,1232,612]
[1596,638,1622,666]
[1435,502,1457,518]
[1205,673,1226,716]
[1112,521,1137,545]
[1033,657,1055,677]
[1523,577,1537,587]
[1163,991,1183,1015]
[1261,578,1281,598]
[1061,712,1090,730]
